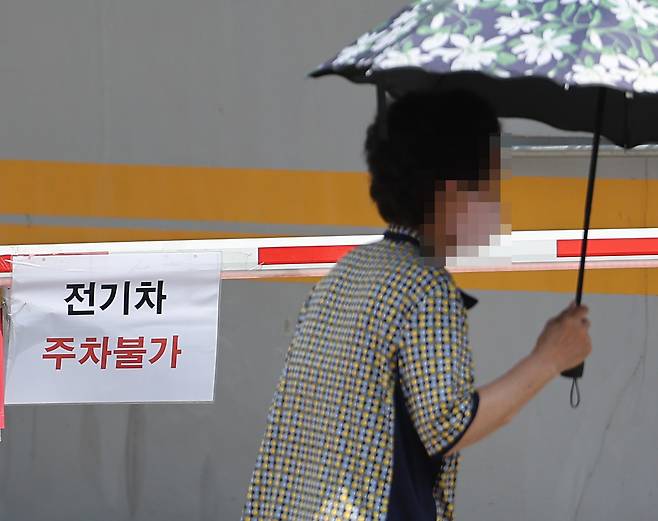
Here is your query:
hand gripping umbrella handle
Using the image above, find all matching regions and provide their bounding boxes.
[560,284,586,379]
[561,285,586,405]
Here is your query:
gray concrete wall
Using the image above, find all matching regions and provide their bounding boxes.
[0,1,657,521]
[0,0,585,171]
[0,0,397,171]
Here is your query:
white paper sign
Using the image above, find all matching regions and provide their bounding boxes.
[6,252,221,404]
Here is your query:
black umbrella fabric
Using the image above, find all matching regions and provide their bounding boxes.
[310,0,658,407]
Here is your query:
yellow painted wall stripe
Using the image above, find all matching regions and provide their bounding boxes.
[452,267,657,297]
[0,224,257,245]
[1,160,658,230]
[0,160,381,226]
[504,176,657,231]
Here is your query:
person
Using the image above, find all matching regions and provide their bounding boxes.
[240,90,592,521]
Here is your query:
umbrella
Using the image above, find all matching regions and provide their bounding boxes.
[310,0,658,407]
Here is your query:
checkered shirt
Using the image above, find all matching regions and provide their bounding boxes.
[241,223,479,521]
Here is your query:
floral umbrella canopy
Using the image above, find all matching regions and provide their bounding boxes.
[311,0,658,147]
[311,0,658,406]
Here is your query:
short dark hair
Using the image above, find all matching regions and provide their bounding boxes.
[365,89,500,228]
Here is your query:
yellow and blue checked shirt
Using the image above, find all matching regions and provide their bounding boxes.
[242,224,479,521]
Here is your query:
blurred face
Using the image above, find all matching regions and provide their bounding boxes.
[418,135,508,262]
[442,178,502,251]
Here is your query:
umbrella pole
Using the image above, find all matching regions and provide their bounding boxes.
[562,87,607,408]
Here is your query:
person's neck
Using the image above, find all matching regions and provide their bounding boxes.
[414,224,452,268]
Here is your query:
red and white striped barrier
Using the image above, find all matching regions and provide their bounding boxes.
[2,227,658,286]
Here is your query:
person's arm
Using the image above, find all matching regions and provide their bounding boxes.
[444,301,591,457]
[444,352,556,457]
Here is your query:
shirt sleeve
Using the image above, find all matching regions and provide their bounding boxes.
[397,275,480,459]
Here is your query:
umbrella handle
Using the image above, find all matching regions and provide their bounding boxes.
[559,87,607,407]
[560,273,587,380]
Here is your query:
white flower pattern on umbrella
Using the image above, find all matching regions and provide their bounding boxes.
[437,34,506,71]
[344,4,423,60]
[330,8,422,68]
[430,13,445,30]
[512,29,572,66]
[610,0,658,30]
[374,48,434,69]
[567,62,622,86]
[495,11,541,36]
[589,30,603,50]
[420,32,450,53]
[332,32,381,66]
[390,7,419,28]
[614,54,658,92]
[321,0,658,95]
[456,0,479,13]
[367,20,418,55]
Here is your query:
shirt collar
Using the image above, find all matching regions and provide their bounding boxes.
[383,223,478,310]
[383,223,422,246]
